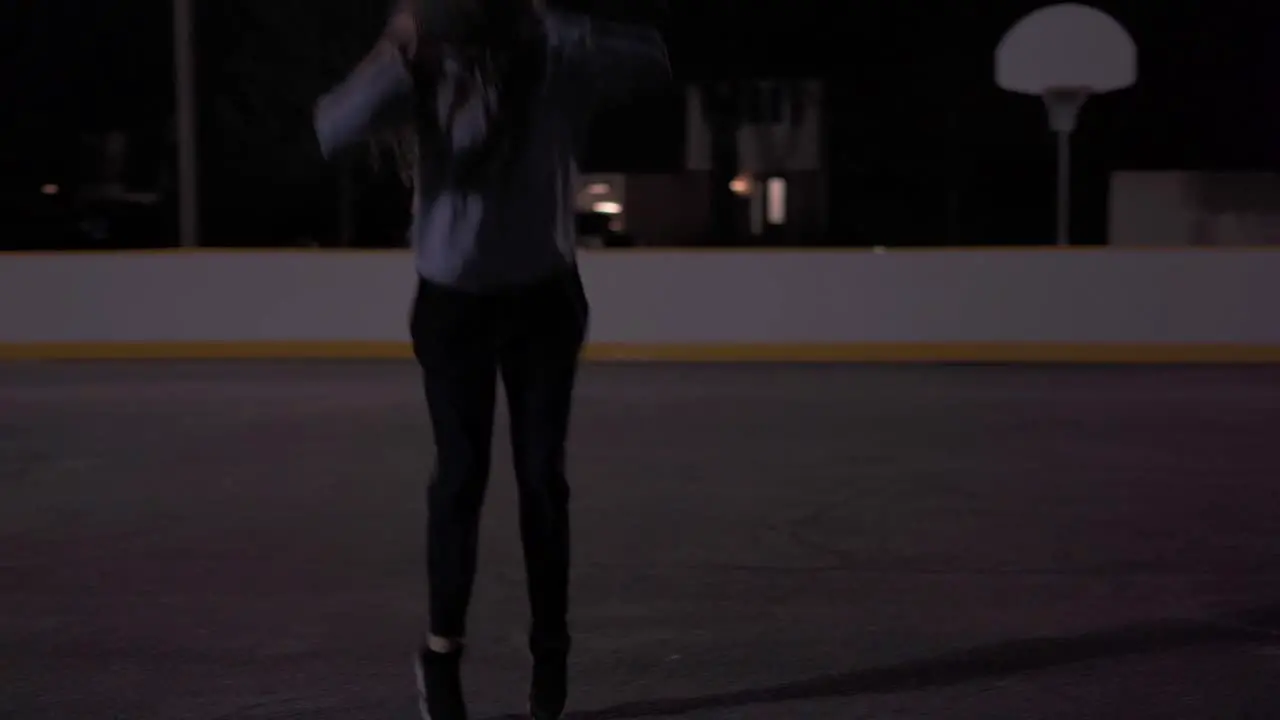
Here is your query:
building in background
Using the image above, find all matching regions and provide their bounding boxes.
[687,79,826,244]
[1109,171,1280,246]
[575,80,827,248]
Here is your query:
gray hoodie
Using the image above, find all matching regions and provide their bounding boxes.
[314,11,669,291]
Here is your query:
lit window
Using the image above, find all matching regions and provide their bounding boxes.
[766,177,787,225]
[592,201,623,215]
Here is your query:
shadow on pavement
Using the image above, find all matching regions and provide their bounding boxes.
[486,603,1280,720]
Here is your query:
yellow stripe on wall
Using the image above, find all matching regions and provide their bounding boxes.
[2,342,1280,363]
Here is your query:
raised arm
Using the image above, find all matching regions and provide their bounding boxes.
[555,14,671,109]
[313,22,416,159]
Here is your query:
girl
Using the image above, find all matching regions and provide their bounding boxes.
[314,2,669,718]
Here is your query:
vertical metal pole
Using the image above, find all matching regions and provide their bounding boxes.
[174,0,199,247]
[1055,130,1071,247]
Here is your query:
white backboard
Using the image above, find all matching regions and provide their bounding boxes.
[995,3,1137,95]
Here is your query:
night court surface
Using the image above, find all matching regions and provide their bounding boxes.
[3,361,1280,719]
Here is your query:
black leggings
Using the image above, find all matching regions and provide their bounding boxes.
[410,267,588,646]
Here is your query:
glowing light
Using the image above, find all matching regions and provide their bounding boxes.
[585,182,611,195]
[766,177,787,225]
[729,175,752,196]
[592,201,623,215]
[41,184,60,196]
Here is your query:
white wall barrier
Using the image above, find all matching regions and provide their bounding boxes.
[0,248,1277,362]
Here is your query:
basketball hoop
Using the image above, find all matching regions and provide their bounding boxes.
[995,3,1138,246]
[1042,86,1091,134]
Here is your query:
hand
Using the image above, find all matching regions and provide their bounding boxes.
[385,4,419,58]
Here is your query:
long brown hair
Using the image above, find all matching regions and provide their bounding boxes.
[377,0,545,188]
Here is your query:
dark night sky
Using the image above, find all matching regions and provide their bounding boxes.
[3,0,1278,243]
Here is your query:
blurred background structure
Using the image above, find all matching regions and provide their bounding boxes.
[4,0,1280,251]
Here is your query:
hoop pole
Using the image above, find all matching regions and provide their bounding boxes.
[174,0,199,248]
[1055,129,1070,246]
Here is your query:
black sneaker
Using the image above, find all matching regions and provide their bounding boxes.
[528,637,569,720]
[415,644,467,720]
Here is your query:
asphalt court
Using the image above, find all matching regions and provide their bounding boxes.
[3,361,1280,718]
